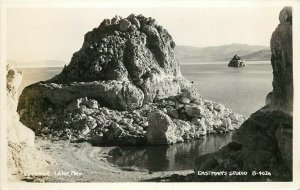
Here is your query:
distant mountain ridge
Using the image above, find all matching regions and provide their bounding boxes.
[7,60,67,68]
[7,44,271,67]
[175,43,271,62]
[241,49,271,61]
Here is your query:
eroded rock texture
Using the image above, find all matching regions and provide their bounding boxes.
[233,110,292,181]
[269,7,293,115]
[18,14,194,129]
[7,65,35,146]
[7,65,53,181]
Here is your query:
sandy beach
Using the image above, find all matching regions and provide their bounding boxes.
[34,138,193,182]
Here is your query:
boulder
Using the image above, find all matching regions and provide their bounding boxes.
[18,81,145,130]
[213,103,225,112]
[181,88,202,102]
[184,104,204,118]
[147,110,183,144]
[193,118,207,136]
[229,112,244,125]
[180,97,190,104]
[174,119,192,135]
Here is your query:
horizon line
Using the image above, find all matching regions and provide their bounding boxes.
[7,42,271,63]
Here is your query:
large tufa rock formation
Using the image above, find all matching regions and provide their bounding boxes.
[18,14,194,128]
[17,14,245,145]
[267,7,293,115]
[192,7,293,181]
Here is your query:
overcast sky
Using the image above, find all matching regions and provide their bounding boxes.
[6,6,282,63]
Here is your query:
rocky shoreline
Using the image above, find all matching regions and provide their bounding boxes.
[23,94,245,146]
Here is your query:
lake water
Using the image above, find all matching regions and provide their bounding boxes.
[18,61,273,172]
[107,132,234,172]
[180,61,273,116]
[18,67,62,94]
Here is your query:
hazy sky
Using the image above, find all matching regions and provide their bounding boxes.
[7,6,282,63]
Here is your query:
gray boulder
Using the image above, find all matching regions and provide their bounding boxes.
[147,110,183,144]
[184,104,204,118]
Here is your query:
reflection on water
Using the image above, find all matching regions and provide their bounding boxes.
[107,132,234,172]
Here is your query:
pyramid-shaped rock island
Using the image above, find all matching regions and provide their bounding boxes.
[18,14,246,145]
[228,54,245,67]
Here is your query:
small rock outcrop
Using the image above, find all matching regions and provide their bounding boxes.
[6,65,53,181]
[192,7,293,181]
[17,14,246,145]
[228,54,245,67]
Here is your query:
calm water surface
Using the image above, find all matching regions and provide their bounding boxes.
[180,62,272,116]
[18,61,272,171]
[107,132,234,172]
[18,67,62,94]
